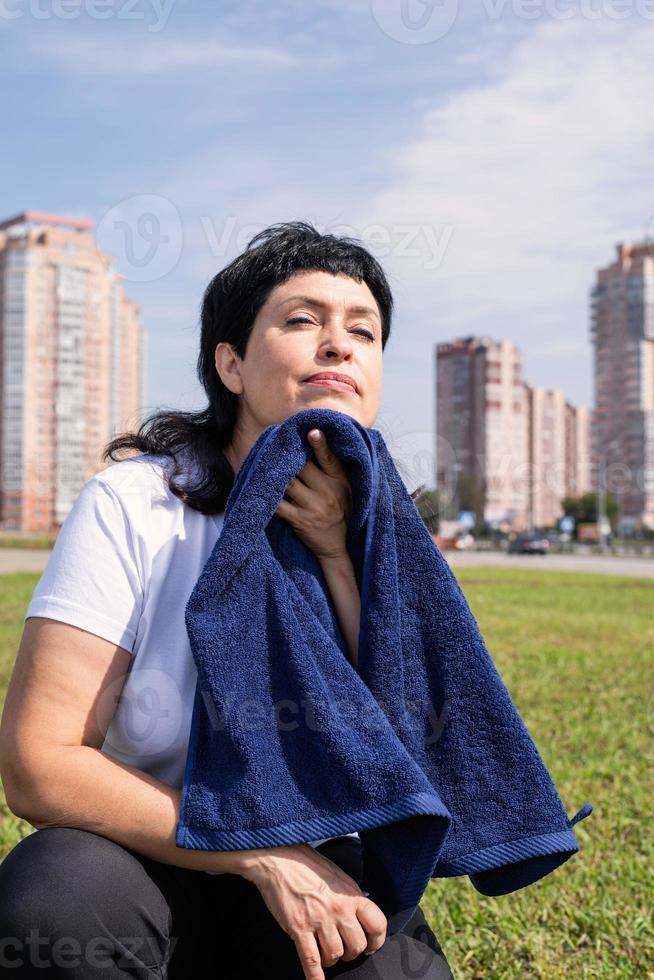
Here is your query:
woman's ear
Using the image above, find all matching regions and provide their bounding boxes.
[215,342,244,396]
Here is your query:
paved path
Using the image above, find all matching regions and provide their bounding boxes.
[0,549,54,573]
[1,547,653,579]
[444,550,654,579]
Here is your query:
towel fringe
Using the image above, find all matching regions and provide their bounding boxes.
[568,803,593,827]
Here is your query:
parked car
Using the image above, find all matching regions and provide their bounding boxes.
[454,533,475,550]
[507,533,550,555]
[432,534,457,551]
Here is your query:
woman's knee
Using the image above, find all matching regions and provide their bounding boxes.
[0,827,166,923]
[0,827,173,975]
[326,930,454,979]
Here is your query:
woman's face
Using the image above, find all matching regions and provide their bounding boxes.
[217,270,384,470]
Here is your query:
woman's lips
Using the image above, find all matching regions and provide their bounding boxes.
[304,379,357,393]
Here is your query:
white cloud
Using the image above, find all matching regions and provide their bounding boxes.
[156,16,653,346]
[85,14,654,444]
[327,15,654,430]
[361,16,654,292]
[25,31,307,75]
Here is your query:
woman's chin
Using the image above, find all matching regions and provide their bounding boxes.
[295,384,366,423]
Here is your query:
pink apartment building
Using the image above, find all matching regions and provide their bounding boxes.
[436,336,591,531]
[0,210,145,533]
[525,386,592,528]
[590,242,654,531]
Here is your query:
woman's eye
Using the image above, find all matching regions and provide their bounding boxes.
[286,317,374,342]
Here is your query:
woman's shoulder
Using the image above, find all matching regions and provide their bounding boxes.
[87,451,224,539]
[91,452,180,505]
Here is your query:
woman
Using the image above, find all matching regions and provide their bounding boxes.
[0,221,454,978]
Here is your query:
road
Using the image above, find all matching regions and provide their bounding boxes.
[2,546,653,579]
[444,550,654,578]
[0,549,55,573]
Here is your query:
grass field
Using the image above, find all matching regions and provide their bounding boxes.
[1,565,652,978]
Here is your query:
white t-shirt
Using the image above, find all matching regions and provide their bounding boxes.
[24,452,359,858]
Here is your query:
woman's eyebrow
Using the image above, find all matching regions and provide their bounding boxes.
[279,294,381,323]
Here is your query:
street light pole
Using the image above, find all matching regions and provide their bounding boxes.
[597,438,620,554]
[598,451,607,554]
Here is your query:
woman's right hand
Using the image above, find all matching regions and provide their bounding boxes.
[239,842,388,980]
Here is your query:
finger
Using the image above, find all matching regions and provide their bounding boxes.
[275,499,299,522]
[355,898,388,954]
[308,430,345,476]
[295,462,345,500]
[332,915,369,962]
[295,459,326,489]
[294,931,326,980]
[315,923,344,969]
[284,476,313,505]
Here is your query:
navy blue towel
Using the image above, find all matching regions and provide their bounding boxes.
[176,407,591,935]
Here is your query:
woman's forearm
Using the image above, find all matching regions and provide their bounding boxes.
[319,553,361,668]
[6,744,275,878]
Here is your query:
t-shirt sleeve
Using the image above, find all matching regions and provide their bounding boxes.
[24,477,144,655]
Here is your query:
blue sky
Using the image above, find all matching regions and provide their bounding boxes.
[3,0,653,488]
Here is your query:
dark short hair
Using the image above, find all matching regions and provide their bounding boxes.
[102,220,394,515]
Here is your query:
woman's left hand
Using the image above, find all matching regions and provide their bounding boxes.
[274,428,353,561]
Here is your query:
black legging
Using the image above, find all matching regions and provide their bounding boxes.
[0,827,454,978]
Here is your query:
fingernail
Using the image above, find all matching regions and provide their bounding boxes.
[309,430,321,440]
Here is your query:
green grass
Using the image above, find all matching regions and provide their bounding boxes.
[1,566,652,977]
[0,536,57,550]
[421,567,654,978]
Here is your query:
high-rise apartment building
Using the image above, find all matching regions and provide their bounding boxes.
[525,384,562,528]
[590,242,654,530]
[436,336,530,530]
[565,402,592,501]
[0,210,145,533]
[436,336,591,531]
